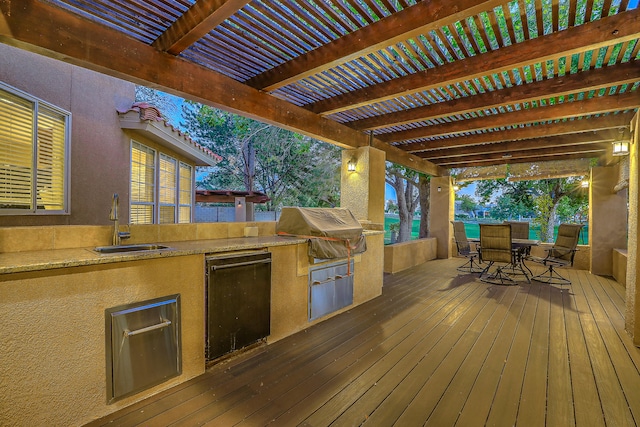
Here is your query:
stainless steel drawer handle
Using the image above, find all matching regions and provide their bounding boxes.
[211,259,272,270]
[124,319,172,337]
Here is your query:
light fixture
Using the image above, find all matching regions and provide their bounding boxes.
[581,180,589,188]
[347,158,357,172]
[237,199,243,207]
[612,141,629,156]
[437,186,442,192]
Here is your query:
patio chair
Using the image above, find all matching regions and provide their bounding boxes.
[503,221,529,239]
[504,220,532,272]
[478,224,517,285]
[451,221,483,273]
[530,223,583,285]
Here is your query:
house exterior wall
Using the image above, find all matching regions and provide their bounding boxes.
[0,43,135,226]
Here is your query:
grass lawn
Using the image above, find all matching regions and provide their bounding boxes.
[384,217,588,245]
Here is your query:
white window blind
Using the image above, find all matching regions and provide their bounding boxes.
[178,162,192,223]
[130,141,194,224]
[130,141,155,224]
[159,153,176,224]
[0,85,69,213]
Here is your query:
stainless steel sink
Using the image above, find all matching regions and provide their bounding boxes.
[94,244,170,254]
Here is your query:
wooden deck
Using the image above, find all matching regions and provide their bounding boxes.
[88,259,640,426]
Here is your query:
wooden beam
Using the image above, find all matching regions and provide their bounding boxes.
[437,151,606,168]
[0,1,444,176]
[152,0,251,55]
[401,113,634,152]
[245,0,506,92]
[420,132,617,160]
[369,139,442,176]
[308,9,640,115]
[381,91,640,143]
[431,143,609,165]
[350,61,640,131]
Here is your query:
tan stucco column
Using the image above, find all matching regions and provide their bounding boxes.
[626,112,639,345]
[589,166,627,276]
[430,176,454,259]
[340,146,386,226]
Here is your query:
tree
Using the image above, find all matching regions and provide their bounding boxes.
[456,194,477,218]
[418,174,430,238]
[385,164,419,242]
[531,177,587,242]
[476,176,588,242]
[180,102,341,211]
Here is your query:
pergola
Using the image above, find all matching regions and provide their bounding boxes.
[2,3,640,424]
[0,0,638,177]
[1,0,640,340]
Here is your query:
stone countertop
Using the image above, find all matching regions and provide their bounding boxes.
[0,230,383,275]
[0,235,307,275]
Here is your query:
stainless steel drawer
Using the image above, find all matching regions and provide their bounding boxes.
[105,295,181,403]
[309,260,354,321]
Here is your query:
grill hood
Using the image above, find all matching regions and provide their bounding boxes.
[276,207,366,259]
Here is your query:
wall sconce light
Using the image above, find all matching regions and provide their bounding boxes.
[612,141,629,156]
[237,199,243,207]
[581,180,589,188]
[347,158,357,172]
[437,186,442,192]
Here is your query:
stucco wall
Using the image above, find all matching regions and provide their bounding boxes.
[384,237,438,274]
[0,256,205,426]
[589,165,628,276]
[613,249,627,287]
[0,43,135,226]
[269,233,384,342]
[626,112,639,343]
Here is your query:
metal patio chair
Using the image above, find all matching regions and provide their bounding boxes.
[478,224,517,285]
[451,221,483,273]
[530,223,583,285]
[503,220,532,280]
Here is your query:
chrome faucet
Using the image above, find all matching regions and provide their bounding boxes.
[109,193,130,246]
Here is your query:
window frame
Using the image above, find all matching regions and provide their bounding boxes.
[178,161,193,223]
[0,82,71,215]
[129,140,194,224]
[130,141,157,224]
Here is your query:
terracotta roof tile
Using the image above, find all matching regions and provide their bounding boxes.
[118,102,222,162]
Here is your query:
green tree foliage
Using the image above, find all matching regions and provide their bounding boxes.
[180,102,341,211]
[456,194,478,218]
[476,176,588,242]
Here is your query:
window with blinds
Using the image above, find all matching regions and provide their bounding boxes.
[130,141,194,224]
[178,162,192,223]
[0,84,69,214]
[130,142,156,224]
[159,153,176,224]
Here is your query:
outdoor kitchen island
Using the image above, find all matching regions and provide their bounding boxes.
[0,222,383,426]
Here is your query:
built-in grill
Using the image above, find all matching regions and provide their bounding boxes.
[105,295,181,404]
[276,207,366,320]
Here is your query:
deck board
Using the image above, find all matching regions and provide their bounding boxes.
[86,259,640,427]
